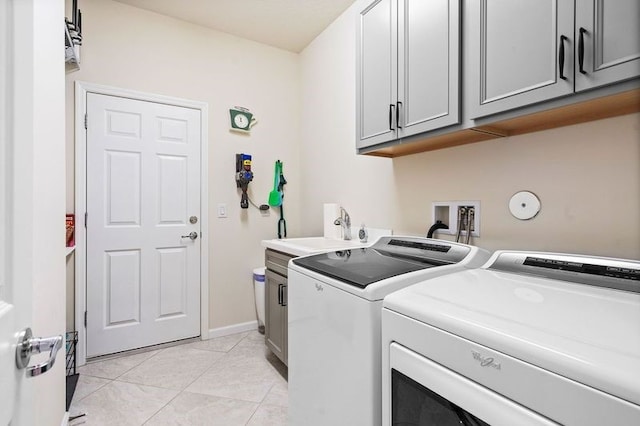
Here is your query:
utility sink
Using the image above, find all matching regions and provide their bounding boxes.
[261,237,370,257]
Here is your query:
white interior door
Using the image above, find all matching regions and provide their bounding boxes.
[1,0,65,423]
[86,93,202,357]
[0,3,28,422]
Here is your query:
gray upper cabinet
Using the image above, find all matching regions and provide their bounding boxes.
[357,0,398,149]
[467,0,640,119]
[575,0,640,92]
[467,0,575,119]
[357,0,460,149]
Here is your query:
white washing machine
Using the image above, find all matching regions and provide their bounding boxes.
[287,236,491,426]
[382,251,640,425]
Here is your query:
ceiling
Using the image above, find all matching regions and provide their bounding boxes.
[112,0,357,53]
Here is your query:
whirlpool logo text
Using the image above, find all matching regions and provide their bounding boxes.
[472,350,502,371]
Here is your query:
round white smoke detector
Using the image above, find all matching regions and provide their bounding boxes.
[509,191,541,220]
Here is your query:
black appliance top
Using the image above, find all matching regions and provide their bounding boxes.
[291,236,471,288]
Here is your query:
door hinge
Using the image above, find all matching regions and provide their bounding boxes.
[84,311,87,328]
[84,113,88,129]
[84,212,87,228]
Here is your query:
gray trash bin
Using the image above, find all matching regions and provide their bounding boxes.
[253,267,266,334]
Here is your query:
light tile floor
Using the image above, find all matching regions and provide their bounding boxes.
[69,331,288,426]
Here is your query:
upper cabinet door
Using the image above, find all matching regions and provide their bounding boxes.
[357,0,398,149]
[467,0,575,119]
[575,0,640,92]
[397,0,460,137]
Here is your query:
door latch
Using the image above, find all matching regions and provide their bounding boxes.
[15,328,63,377]
[181,231,198,240]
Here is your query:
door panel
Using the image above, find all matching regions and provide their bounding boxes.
[158,247,187,317]
[158,155,188,224]
[575,0,640,91]
[485,1,553,100]
[357,0,398,148]
[106,150,141,225]
[105,250,141,326]
[398,0,460,136]
[467,0,574,118]
[87,93,201,357]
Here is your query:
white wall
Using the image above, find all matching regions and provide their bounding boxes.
[65,0,301,331]
[300,0,640,259]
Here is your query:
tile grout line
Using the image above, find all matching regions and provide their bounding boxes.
[244,380,279,425]
[74,331,270,425]
[141,333,251,425]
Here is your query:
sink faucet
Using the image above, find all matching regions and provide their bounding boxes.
[333,207,352,240]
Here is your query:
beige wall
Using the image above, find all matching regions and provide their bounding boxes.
[67,0,640,337]
[299,1,396,234]
[65,0,302,331]
[300,0,640,260]
[390,116,640,258]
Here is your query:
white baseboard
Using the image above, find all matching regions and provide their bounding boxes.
[62,412,70,426]
[207,320,258,339]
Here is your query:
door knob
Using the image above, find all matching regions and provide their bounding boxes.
[15,328,63,377]
[181,231,198,240]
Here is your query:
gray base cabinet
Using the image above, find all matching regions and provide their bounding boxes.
[264,249,291,366]
[357,0,460,149]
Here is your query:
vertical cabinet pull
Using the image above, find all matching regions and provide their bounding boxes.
[389,104,395,130]
[277,284,283,305]
[396,101,402,129]
[559,35,568,80]
[578,27,587,74]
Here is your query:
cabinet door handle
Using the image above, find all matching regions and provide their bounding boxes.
[282,285,287,307]
[559,35,568,80]
[277,284,283,305]
[396,102,402,129]
[389,104,395,130]
[578,27,587,74]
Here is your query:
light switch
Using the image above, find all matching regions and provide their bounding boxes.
[217,203,227,218]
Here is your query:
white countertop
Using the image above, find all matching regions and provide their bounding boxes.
[261,237,371,257]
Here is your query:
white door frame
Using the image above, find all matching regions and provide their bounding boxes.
[74,81,209,366]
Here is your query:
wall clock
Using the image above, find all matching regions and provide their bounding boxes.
[229,107,257,132]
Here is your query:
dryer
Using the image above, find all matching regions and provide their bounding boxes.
[382,251,640,425]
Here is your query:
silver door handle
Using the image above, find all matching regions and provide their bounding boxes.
[181,231,198,240]
[15,328,63,377]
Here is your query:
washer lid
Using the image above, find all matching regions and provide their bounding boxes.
[383,255,640,407]
[291,236,472,289]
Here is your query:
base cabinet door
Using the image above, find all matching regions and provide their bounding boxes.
[466,0,575,118]
[575,0,640,92]
[265,269,287,365]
